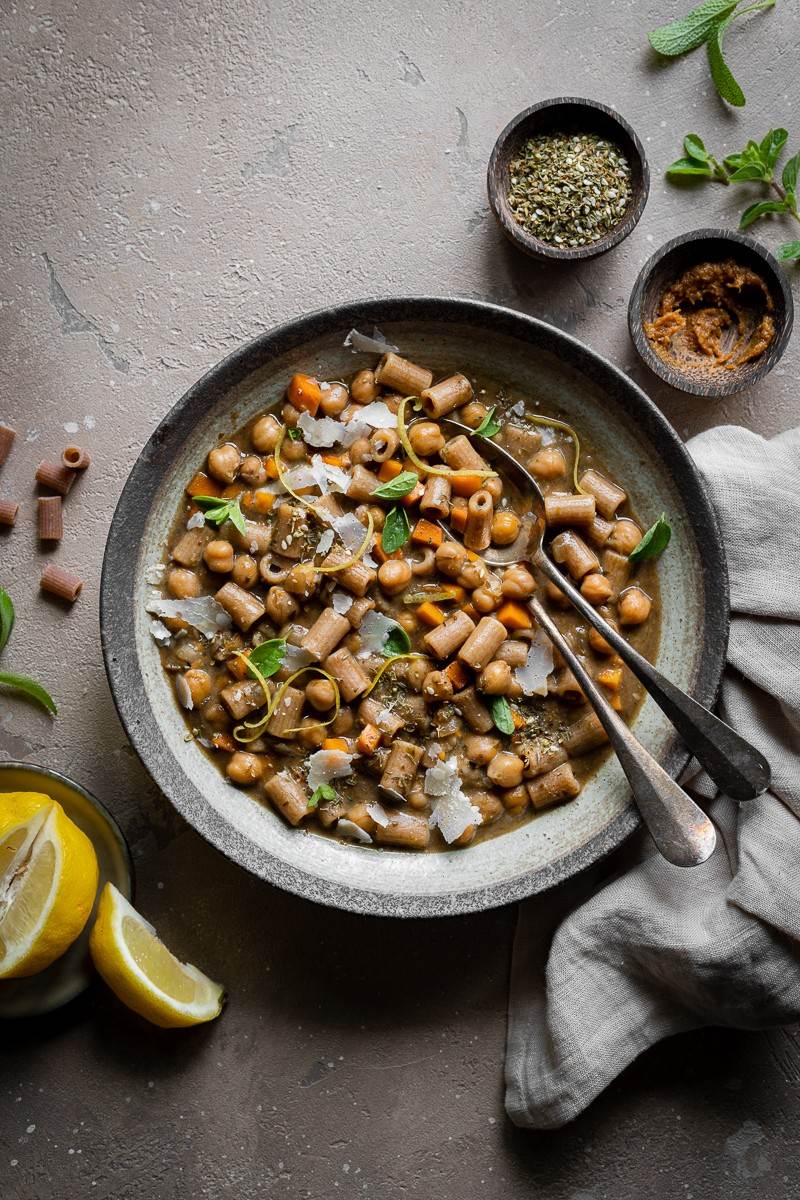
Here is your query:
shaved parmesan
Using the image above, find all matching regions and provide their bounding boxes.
[145,563,167,585]
[375,706,397,732]
[281,463,318,491]
[343,327,399,355]
[186,510,206,530]
[146,595,232,639]
[365,801,389,827]
[350,401,396,429]
[357,610,398,657]
[540,426,557,446]
[310,454,351,494]
[307,748,354,792]
[282,643,314,672]
[297,411,347,448]
[331,589,354,615]
[336,818,373,843]
[425,756,482,844]
[330,512,373,556]
[316,528,335,556]
[149,618,172,644]
[509,400,526,418]
[515,633,554,697]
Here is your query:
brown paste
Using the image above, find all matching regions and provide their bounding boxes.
[644,258,775,372]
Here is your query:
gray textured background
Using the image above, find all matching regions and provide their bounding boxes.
[1,1,799,1197]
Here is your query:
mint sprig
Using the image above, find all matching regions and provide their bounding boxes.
[193,494,247,537]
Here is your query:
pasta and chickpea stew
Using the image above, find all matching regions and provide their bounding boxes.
[147,342,661,852]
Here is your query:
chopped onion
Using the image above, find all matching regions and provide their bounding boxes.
[343,327,399,355]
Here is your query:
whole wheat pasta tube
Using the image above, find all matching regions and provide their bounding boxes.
[544,493,596,527]
[220,679,266,720]
[586,514,615,548]
[379,740,424,800]
[319,547,376,596]
[40,564,82,602]
[230,518,273,557]
[312,494,345,522]
[375,809,430,849]
[267,686,306,738]
[0,499,19,527]
[419,373,473,418]
[37,495,63,541]
[0,424,16,467]
[601,548,631,600]
[301,608,350,661]
[369,428,400,462]
[374,352,433,396]
[62,445,91,470]
[453,685,494,733]
[550,530,600,581]
[215,581,266,631]
[464,489,494,551]
[264,771,310,826]
[358,696,405,735]
[458,616,508,671]
[549,667,586,704]
[172,525,213,566]
[422,610,475,659]
[346,465,380,503]
[579,469,627,519]
[419,476,451,520]
[441,435,502,501]
[495,639,528,667]
[526,762,581,810]
[521,741,568,779]
[35,460,75,496]
[346,596,375,628]
[323,647,370,701]
[563,711,609,755]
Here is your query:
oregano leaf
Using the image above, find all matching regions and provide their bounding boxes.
[782,152,800,194]
[666,157,715,178]
[776,240,800,261]
[759,128,788,170]
[684,133,710,162]
[739,199,788,229]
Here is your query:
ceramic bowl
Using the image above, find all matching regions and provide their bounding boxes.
[101,298,728,918]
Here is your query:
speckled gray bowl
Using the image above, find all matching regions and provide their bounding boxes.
[101,298,728,918]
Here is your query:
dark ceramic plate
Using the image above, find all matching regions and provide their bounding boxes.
[101,299,728,918]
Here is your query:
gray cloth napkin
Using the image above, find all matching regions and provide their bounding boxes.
[505,424,800,1130]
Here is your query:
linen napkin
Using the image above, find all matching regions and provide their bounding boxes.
[505,424,800,1130]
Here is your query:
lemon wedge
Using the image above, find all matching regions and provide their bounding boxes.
[89,883,225,1028]
[0,791,99,979]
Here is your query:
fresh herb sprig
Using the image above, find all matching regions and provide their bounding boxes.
[629,515,672,564]
[648,0,776,108]
[381,507,411,553]
[0,588,57,715]
[372,472,419,500]
[193,494,247,536]
[383,624,412,657]
[308,782,336,810]
[667,130,800,260]
[475,407,502,439]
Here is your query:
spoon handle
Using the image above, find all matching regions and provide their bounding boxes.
[533,550,770,801]
[527,596,716,867]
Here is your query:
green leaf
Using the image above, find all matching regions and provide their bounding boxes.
[648,0,738,56]
[0,588,14,654]
[383,624,412,658]
[729,162,770,182]
[775,240,800,261]
[247,638,287,679]
[475,406,502,438]
[489,695,515,737]
[707,12,746,107]
[782,152,800,194]
[684,133,710,162]
[372,471,419,500]
[759,128,788,170]
[308,782,336,809]
[286,427,302,441]
[381,506,411,554]
[629,514,672,564]
[0,671,57,715]
[739,199,788,228]
[666,157,715,178]
[193,494,246,537]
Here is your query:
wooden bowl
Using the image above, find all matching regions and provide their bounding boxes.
[628,228,794,398]
[487,97,649,262]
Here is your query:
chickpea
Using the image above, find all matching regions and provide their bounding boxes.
[507,679,524,700]
[173,640,204,668]
[529,446,567,480]
[459,401,488,429]
[348,437,373,465]
[618,586,652,626]
[284,563,320,598]
[306,678,337,711]
[485,476,503,504]
[408,421,445,457]
[435,541,467,579]
[378,559,412,595]
[281,402,299,428]
[264,586,299,625]
[588,620,616,655]
[350,369,378,403]
[331,706,355,735]
[502,784,530,815]
[543,579,572,609]
[358,504,385,532]
[458,559,488,590]
[226,752,264,786]
[232,554,258,589]
[472,580,503,613]
[478,659,512,695]
[183,668,213,706]
[202,699,230,727]
[397,611,417,634]
[281,437,307,463]
[501,564,536,599]
[250,414,282,453]
[452,824,476,847]
[294,716,328,749]
[464,734,499,765]
[207,443,241,484]
[581,572,613,605]
[204,539,235,573]
[487,751,525,789]
[472,790,504,824]
[608,518,642,556]
[422,670,454,703]
[407,786,428,811]
[239,455,267,487]
[167,567,201,599]
[319,382,349,417]
[491,510,521,546]
[402,656,431,691]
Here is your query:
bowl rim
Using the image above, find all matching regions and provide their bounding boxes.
[487,96,650,262]
[101,296,729,918]
[628,225,795,397]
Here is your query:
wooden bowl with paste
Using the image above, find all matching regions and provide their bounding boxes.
[628,228,793,397]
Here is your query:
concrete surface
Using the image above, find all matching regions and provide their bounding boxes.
[1,0,799,1196]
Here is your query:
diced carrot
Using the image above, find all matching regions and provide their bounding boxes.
[287,373,323,416]
[212,732,237,753]
[265,458,280,480]
[221,483,243,499]
[322,737,349,752]
[450,473,484,498]
[596,666,623,691]
[322,454,345,467]
[373,542,402,564]
[416,601,446,628]
[250,490,276,514]
[440,584,466,603]
[411,519,443,548]
[512,709,526,730]
[400,482,425,509]
[227,651,250,680]
[461,603,478,622]
[497,601,533,631]
[608,693,624,712]
[377,459,404,483]
[356,724,382,756]
[450,505,468,533]
[444,660,470,690]
[186,471,221,498]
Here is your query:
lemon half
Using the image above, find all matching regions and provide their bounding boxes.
[89,883,224,1028]
[0,791,99,979]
